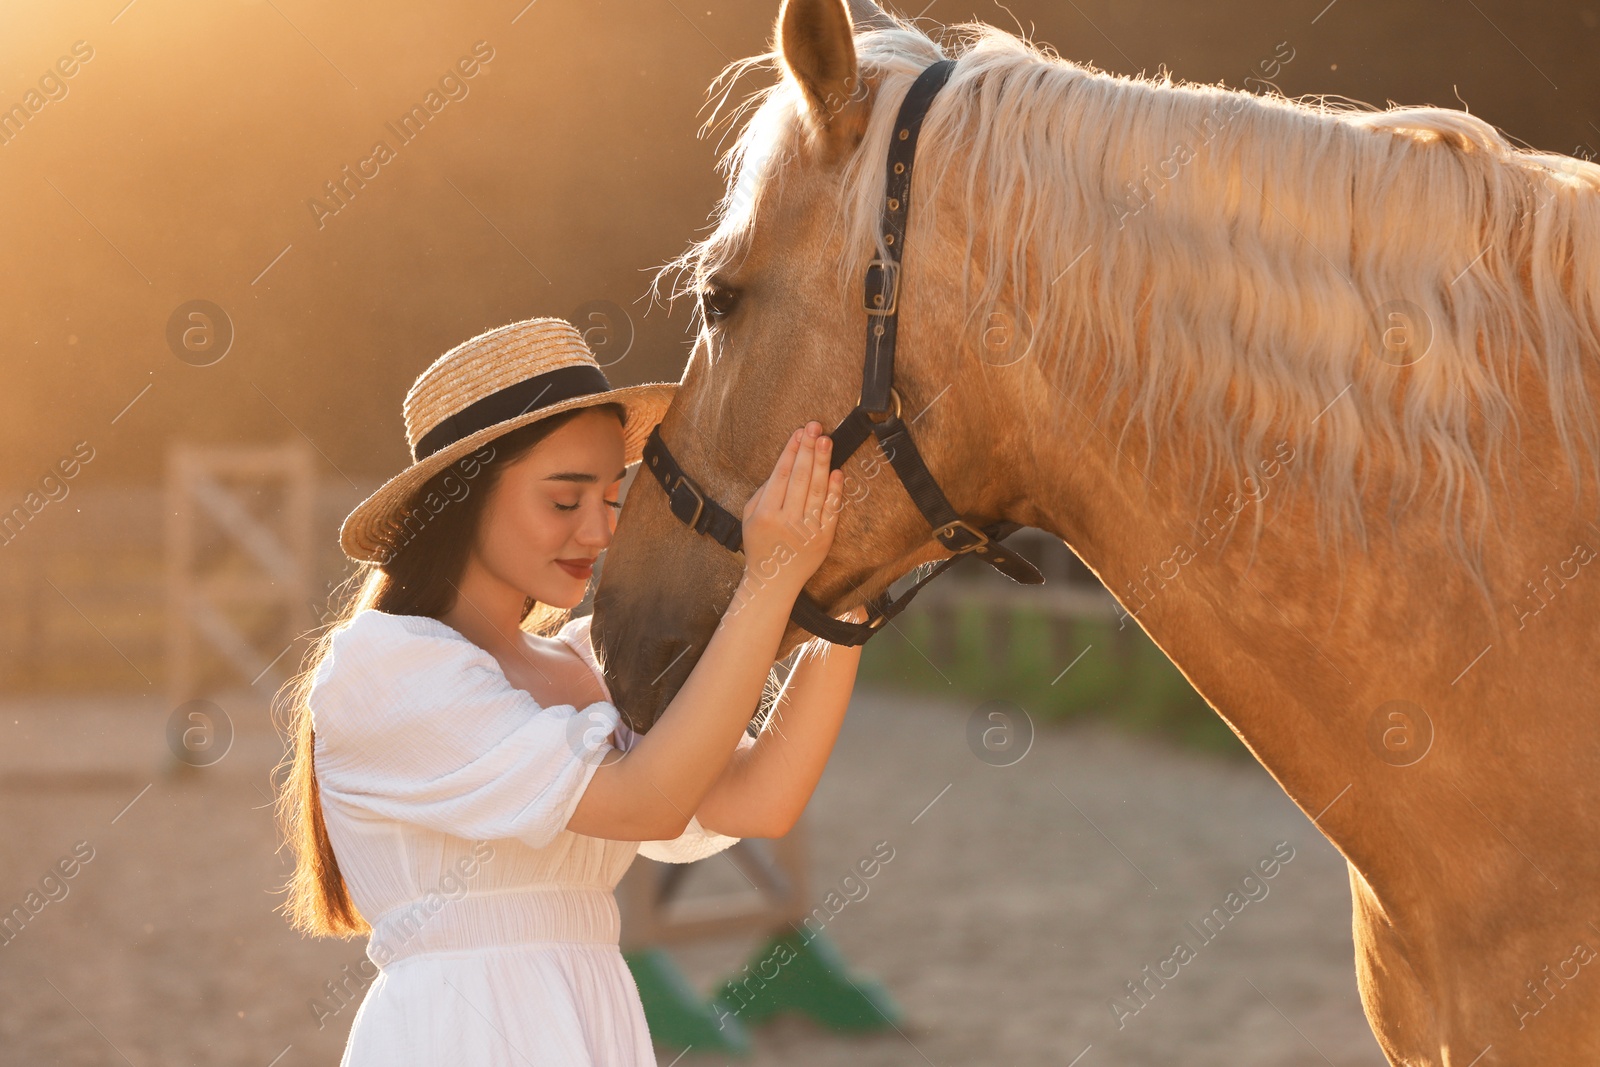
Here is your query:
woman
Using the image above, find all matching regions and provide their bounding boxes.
[274,317,864,1065]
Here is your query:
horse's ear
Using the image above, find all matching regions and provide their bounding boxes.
[778,0,869,160]
[846,0,895,29]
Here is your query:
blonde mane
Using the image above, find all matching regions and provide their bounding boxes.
[664,20,1600,578]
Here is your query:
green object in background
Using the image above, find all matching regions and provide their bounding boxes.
[625,947,751,1056]
[715,928,901,1032]
[859,604,1246,756]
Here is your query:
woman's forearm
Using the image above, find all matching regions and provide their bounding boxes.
[572,419,848,842]
[696,630,863,838]
[568,567,799,841]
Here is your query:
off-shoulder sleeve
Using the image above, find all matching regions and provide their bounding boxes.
[309,611,618,850]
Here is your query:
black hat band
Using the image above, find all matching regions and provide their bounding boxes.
[412,363,615,461]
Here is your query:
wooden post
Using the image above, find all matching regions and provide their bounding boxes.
[165,441,316,707]
[618,824,813,950]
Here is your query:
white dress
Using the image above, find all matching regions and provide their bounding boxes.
[308,609,755,1066]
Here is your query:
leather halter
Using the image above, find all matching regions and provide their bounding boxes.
[641,59,1043,646]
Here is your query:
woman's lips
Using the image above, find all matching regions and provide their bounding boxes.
[555,559,594,579]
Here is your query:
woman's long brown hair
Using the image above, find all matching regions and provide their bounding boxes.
[272,404,624,937]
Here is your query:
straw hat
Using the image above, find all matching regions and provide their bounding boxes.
[339,317,676,563]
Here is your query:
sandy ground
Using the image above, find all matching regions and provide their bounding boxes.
[0,688,1387,1066]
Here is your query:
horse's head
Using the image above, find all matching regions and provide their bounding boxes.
[594,0,1048,730]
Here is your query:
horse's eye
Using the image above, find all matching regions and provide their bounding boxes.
[699,280,741,323]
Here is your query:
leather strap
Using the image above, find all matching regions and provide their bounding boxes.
[786,518,1030,646]
[642,424,745,553]
[641,417,1039,646]
[636,58,1043,647]
[861,59,956,415]
[869,412,1042,585]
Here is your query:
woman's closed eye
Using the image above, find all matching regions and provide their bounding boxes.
[555,499,623,512]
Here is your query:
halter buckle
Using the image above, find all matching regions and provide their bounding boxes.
[932,518,991,554]
[863,259,899,316]
[665,473,706,531]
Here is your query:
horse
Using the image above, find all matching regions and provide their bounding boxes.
[590,0,1600,1061]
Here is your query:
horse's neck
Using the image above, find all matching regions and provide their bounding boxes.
[1017,362,1600,891]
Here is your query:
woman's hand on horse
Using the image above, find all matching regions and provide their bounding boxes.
[740,422,845,596]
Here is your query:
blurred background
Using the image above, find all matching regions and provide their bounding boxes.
[1,0,1593,1063]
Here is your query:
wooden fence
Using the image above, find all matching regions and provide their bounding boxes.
[0,482,369,695]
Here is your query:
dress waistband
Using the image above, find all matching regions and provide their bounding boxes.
[366,885,620,968]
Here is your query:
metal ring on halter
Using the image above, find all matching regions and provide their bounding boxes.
[864,387,903,423]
